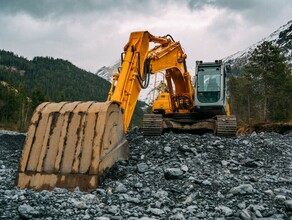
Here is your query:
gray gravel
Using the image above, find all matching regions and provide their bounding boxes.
[1,129,292,219]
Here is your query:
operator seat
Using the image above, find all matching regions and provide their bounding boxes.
[207,78,219,91]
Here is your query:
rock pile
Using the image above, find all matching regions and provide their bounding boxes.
[0,129,292,219]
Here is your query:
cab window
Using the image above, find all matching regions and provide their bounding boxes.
[197,66,221,103]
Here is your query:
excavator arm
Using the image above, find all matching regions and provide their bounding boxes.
[108,31,194,133]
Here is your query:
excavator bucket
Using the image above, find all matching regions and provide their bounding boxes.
[16,101,128,192]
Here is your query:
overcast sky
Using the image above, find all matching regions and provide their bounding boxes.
[0,0,291,73]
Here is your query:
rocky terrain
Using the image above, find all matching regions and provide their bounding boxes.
[1,129,292,219]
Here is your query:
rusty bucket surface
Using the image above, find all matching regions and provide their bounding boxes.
[16,101,128,191]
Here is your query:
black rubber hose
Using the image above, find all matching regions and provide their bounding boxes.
[165,34,175,42]
[142,58,151,89]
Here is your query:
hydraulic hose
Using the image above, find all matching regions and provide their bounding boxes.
[166,34,175,42]
[137,57,151,89]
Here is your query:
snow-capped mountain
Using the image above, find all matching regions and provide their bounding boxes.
[96,61,165,104]
[96,62,120,82]
[225,20,292,66]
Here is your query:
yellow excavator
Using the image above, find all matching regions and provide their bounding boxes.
[16,31,236,192]
[143,59,236,136]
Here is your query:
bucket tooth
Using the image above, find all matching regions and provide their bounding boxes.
[16,101,129,192]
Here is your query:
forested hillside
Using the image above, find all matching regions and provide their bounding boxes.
[228,41,292,124]
[0,50,145,131]
[0,50,110,101]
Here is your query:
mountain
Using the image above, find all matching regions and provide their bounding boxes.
[225,20,292,68]
[96,62,120,82]
[0,50,111,101]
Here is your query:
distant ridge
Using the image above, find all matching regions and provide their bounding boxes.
[225,20,292,66]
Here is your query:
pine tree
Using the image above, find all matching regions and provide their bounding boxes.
[16,83,31,131]
[31,85,47,110]
[57,91,66,102]
[242,41,292,121]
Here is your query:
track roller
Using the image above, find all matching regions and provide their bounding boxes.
[142,114,163,136]
[215,115,237,136]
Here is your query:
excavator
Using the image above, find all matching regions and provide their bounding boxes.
[142,59,236,136]
[16,31,236,192]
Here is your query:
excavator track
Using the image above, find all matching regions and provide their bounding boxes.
[16,101,129,192]
[215,115,237,136]
[142,114,163,136]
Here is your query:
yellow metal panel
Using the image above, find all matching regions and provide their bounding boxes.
[71,102,94,173]
[60,102,93,174]
[42,112,65,172]
[53,102,80,172]
[79,103,102,174]
[26,103,64,171]
[19,102,49,172]
[36,115,53,172]
[89,102,110,174]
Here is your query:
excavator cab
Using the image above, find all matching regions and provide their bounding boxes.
[192,60,236,136]
[194,60,229,116]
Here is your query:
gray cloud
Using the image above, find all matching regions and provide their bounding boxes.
[0,0,165,19]
[0,0,290,25]
[187,0,254,11]
[187,0,291,25]
[0,0,115,18]
[0,0,291,72]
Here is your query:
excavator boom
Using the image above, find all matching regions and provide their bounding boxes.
[107,31,192,133]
